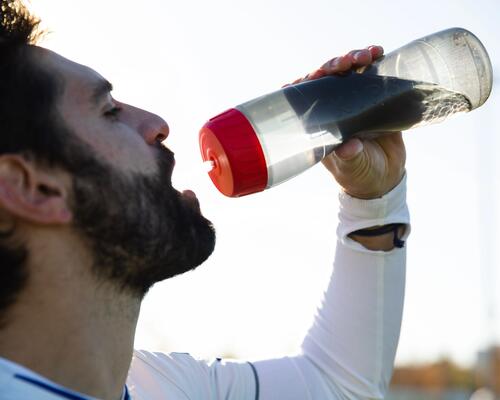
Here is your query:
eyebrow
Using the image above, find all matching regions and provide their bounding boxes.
[91,79,113,106]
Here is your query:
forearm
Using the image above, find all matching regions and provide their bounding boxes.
[301,175,409,398]
[300,240,406,398]
[254,175,409,399]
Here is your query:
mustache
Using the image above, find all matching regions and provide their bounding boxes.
[153,142,176,181]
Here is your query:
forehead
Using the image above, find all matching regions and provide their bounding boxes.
[34,46,107,103]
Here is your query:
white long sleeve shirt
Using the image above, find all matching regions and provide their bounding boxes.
[0,176,409,400]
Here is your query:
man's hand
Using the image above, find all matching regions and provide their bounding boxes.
[292,46,406,199]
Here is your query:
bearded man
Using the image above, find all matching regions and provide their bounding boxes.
[0,1,408,399]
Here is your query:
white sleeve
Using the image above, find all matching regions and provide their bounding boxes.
[252,175,409,400]
[127,351,257,400]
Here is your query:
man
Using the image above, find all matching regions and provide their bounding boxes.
[0,1,408,399]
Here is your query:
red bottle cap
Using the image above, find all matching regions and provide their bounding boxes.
[199,108,268,197]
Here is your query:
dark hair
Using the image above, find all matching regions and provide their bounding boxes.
[0,1,65,325]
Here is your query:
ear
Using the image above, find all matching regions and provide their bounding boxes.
[0,155,72,225]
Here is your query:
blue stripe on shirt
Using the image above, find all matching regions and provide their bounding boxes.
[15,374,131,400]
[247,362,260,400]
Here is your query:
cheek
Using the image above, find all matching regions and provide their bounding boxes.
[78,120,159,175]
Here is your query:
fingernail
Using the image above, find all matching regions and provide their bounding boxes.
[353,139,364,155]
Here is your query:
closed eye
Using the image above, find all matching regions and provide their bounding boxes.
[104,106,122,119]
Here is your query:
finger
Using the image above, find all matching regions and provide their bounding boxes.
[375,131,406,164]
[285,45,384,87]
[307,69,326,80]
[374,131,403,151]
[293,67,328,85]
[346,48,372,67]
[333,138,364,161]
[326,138,369,181]
[320,55,352,75]
[368,45,384,60]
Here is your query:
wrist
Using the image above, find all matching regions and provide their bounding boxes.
[337,174,410,253]
[343,170,406,200]
[349,224,406,251]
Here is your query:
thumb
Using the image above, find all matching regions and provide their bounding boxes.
[322,138,367,178]
[334,138,364,161]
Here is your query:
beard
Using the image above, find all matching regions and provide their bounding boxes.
[63,138,216,298]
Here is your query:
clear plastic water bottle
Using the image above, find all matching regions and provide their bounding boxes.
[199,27,493,197]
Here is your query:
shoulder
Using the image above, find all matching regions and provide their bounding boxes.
[0,359,78,400]
[127,350,257,400]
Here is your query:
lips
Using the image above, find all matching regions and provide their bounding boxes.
[181,189,201,213]
[155,144,201,213]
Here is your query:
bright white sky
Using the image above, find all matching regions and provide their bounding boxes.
[32,0,499,367]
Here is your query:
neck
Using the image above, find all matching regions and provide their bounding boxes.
[0,229,141,400]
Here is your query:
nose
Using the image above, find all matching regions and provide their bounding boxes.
[127,104,170,145]
[139,113,170,145]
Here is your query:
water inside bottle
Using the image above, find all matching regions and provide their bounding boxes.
[415,85,472,127]
[287,73,472,141]
[239,73,472,189]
